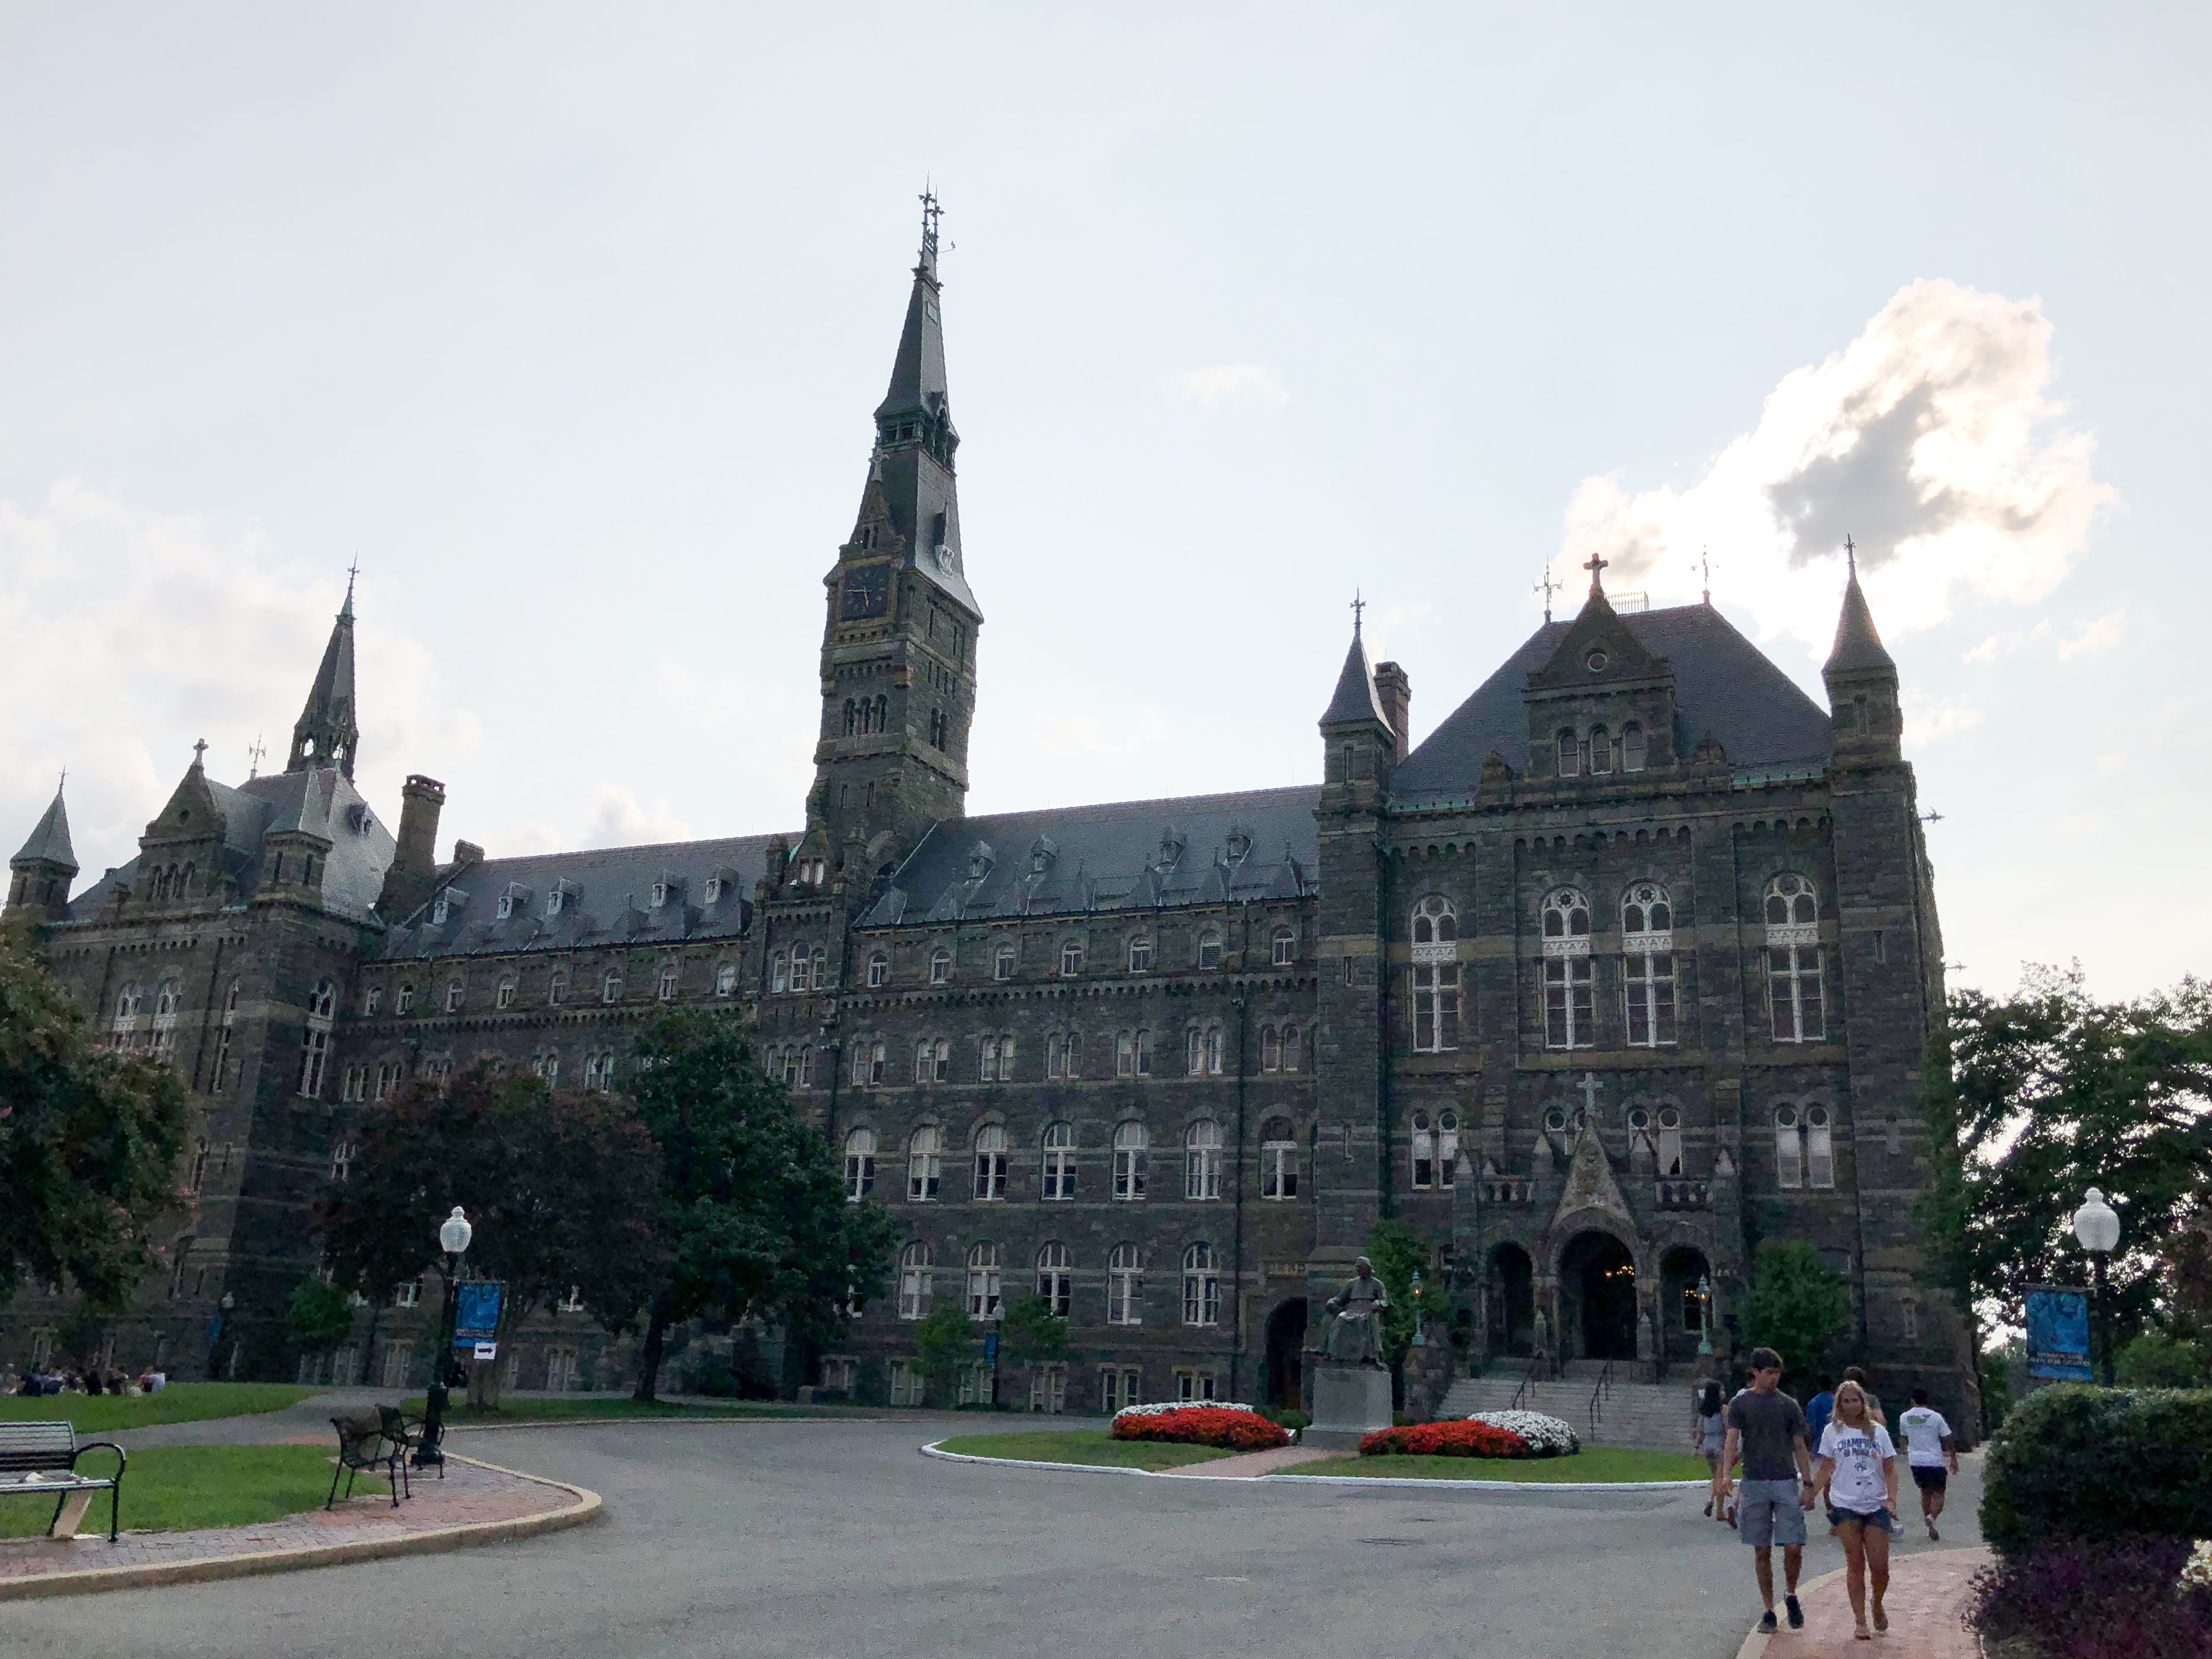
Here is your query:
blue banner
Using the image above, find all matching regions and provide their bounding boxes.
[454,1281,505,1342]
[2026,1286,2092,1381]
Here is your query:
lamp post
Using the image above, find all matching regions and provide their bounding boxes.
[419,1207,473,1466]
[2072,1187,2120,1387]
[1696,1274,1714,1357]
[1410,1269,1428,1348]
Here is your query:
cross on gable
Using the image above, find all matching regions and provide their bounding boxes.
[1350,589,1365,637]
[1583,551,1608,592]
[192,739,208,765]
[1577,1071,1602,1115]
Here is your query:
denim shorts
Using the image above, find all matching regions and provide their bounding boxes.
[1828,1505,1893,1534]
[1737,1478,1808,1548]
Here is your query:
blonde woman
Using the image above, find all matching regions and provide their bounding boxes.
[1813,1379,1899,1640]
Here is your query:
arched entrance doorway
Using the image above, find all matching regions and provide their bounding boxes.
[1487,1244,1535,1357]
[1264,1299,1308,1409]
[1559,1231,1637,1361]
[1659,1246,1714,1373]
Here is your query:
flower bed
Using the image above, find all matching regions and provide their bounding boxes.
[1465,1410,1579,1457]
[1360,1419,1530,1458]
[1112,1400,1257,1422]
[1109,1405,1289,1451]
[1968,1535,2212,1659]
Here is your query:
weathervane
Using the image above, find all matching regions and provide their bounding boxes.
[1844,534,1857,575]
[1693,546,1713,605]
[247,731,266,779]
[1351,589,1365,638]
[919,184,942,268]
[1534,568,1561,622]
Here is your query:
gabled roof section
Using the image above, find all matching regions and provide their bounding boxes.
[289,578,360,779]
[1319,629,1392,730]
[1390,603,1833,800]
[1525,584,1668,691]
[1824,567,1896,677]
[143,754,225,846]
[11,786,76,872]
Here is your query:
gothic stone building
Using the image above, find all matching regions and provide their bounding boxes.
[4,218,1977,1426]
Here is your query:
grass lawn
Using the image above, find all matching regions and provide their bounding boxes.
[0,1383,315,1434]
[0,1444,382,1538]
[1282,1447,1712,1483]
[400,1396,845,1425]
[935,1430,1234,1472]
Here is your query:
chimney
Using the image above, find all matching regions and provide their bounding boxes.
[1373,662,1412,764]
[378,774,445,919]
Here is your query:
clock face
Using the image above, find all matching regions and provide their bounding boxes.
[841,565,890,620]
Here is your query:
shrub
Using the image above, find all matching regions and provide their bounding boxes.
[1467,1409,1579,1457]
[1110,1406,1289,1451]
[1260,1407,1311,1433]
[1361,1420,1530,1458]
[1968,1535,2212,1659]
[1981,1385,2212,1556]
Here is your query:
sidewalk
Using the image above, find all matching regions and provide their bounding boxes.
[1170,1445,1337,1478]
[1746,1547,1988,1659]
[0,1452,598,1601]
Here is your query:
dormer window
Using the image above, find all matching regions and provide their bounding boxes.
[703,877,722,905]
[546,888,565,916]
[432,894,450,924]
[1225,832,1251,864]
[968,845,994,881]
[496,894,513,919]
[1029,837,1058,875]
[651,881,669,909]
[1157,830,1185,870]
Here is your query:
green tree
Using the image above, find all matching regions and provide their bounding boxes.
[999,1292,1073,1373]
[286,1278,359,1359]
[1365,1219,1434,1404]
[2113,1327,2211,1388]
[1744,1239,1852,1389]
[0,935,188,1309]
[911,1304,977,1406]
[620,1011,899,1402]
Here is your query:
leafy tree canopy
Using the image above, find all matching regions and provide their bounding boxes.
[999,1293,1073,1370]
[911,1304,976,1404]
[1365,1219,1432,1370]
[286,1278,359,1355]
[1744,1239,1852,1388]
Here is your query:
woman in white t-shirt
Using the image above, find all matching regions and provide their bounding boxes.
[1814,1380,1899,1640]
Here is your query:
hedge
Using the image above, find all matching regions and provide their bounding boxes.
[1110,1407,1289,1451]
[1981,1385,2212,1557]
[1361,1420,1530,1458]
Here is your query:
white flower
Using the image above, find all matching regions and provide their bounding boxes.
[1112,1400,1257,1421]
[2180,1539,2212,1594]
[1467,1409,1580,1455]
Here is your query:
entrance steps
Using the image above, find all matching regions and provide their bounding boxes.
[1439,1371,1705,1452]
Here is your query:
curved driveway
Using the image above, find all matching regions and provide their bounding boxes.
[7,1416,1982,1659]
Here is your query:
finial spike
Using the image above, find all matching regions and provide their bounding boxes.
[1351,589,1365,638]
[1534,567,1561,622]
[1693,546,1713,606]
[247,731,266,779]
[1845,534,1857,576]
[918,185,942,272]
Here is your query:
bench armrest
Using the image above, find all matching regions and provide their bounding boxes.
[69,1441,125,1481]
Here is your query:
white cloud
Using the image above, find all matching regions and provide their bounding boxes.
[578,784,692,850]
[0,479,478,884]
[2057,606,2127,661]
[1901,691,1984,748]
[1963,620,2052,665]
[1164,363,1289,409]
[1553,279,2114,659]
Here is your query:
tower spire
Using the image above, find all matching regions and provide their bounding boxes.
[287,574,360,779]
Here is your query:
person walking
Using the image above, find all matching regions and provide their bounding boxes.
[1841,1365,1886,1426]
[1805,1375,1837,1449]
[1896,1386,1959,1540]
[1718,1347,1817,1633]
[1694,1380,1730,1521]
[1813,1379,1900,1639]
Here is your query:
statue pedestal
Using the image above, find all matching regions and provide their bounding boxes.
[1303,1364,1395,1449]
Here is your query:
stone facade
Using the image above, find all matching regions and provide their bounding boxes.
[2,213,1978,1431]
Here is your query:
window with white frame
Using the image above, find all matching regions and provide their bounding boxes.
[715,962,736,997]
[1100,1363,1142,1410]
[1765,874,1824,1042]
[979,1033,1015,1083]
[1196,927,1224,969]
[1113,1121,1148,1200]
[330,1140,355,1182]
[888,1358,924,1406]
[1624,722,1647,772]
[111,981,143,1048]
[907,1126,942,1201]
[929,948,952,985]
[1556,728,1579,777]
[843,1128,876,1200]
[1030,1362,1068,1415]
[1282,1025,1302,1072]
[1174,1368,1219,1403]
[866,1040,888,1085]
[771,951,790,993]
[898,1242,933,1320]
[1126,936,1153,974]
[703,877,723,906]
[1058,938,1084,977]
[1181,1243,1219,1326]
[394,1278,423,1309]
[1621,881,1677,1048]
[1774,1104,1804,1189]
[993,940,1016,981]
[1804,1104,1836,1188]
[915,1036,949,1083]
[1184,1119,1222,1199]
[601,969,622,1004]
[299,980,336,1097]
[150,978,181,1056]
[396,982,416,1016]
[867,952,890,988]
[1656,1106,1684,1176]
[1411,895,1461,1052]
[441,980,462,1014]
[1107,1244,1142,1325]
[496,975,517,1009]
[1412,1110,1437,1188]
[965,1242,1002,1319]
[1272,926,1296,967]
[1541,887,1594,1049]
[1115,1029,1152,1078]
[1590,723,1614,774]
[658,961,680,1001]
[1261,1026,1282,1071]
[548,971,566,1006]
[1436,1109,1458,1187]
[1261,1117,1299,1199]
[363,984,383,1016]
[1041,1122,1076,1200]
[973,1124,1007,1200]
[650,880,669,909]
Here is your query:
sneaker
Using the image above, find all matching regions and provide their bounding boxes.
[1758,1611,1779,1635]
[1786,1594,1805,1629]
[1927,1520,1940,1541]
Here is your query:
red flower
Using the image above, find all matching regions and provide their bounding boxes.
[1358,1420,1530,1458]
[1110,1407,1292,1450]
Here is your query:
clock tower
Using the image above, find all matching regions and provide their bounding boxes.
[804,194,981,885]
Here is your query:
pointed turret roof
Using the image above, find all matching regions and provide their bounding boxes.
[1824,558,1895,677]
[874,210,950,427]
[1320,624,1393,730]
[12,784,77,872]
[288,574,360,779]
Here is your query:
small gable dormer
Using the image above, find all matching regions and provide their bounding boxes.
[1524,568,1678,781]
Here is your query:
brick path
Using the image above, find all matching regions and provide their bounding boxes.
[0,1453,595,1599]
[1753,1547,1988,1659]
[1171,1445,1336,1478]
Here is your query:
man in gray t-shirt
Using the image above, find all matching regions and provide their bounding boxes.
[1720,1348,1817,1634]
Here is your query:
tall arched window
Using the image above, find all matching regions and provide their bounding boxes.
[898,1242,933,1320]
[1107,1244,1142,1325]
[150,979,182,1057]
[993,941,1016,981]
[1282,1025,1302,1072]
[965,1242,1002,1319]
[771,951,790,994]
[973,1124,1007,1200]
[867,952,890,988]
[1261,1117,1297,1200]
[1126,936,1153,974]
[1765,874,1824,1042]
[299,980,336,1098]
[1181,1243,1219,1326]
[601,969,622,1004]
[1805,1104,1836,1189]
[1774,1104,1803,1190]
[1437,1108,1459,1188]
[111,982,144,1048]
[1113,1122,1148,1201]
[1272,926,1296,966]
[1656,1106,1683,1177]
[1185,1119,1222,1200]
[843,1128,876,1201]
[1541,887,1594,1049]
[981,1035,1001,1082]
[1196,927,1224,970]
[842,698,857,736]
[1036,1243,1071,1317]
[1042,1122,1076,1200]
[1260,1025,1280,1071]
[1589,724,1612,774]
[1557,729,1579,777]
[1623,723,1647,772]
[907,1126,942,1202]
[929,948,952,985]
[1411,896,1461,1052]
[1411,1110,1436,1189]
[1621,880,1677,1048]
[915,1037,949,1083]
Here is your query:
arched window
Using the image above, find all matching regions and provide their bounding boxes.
[1541,887,1595,1049]
[715,962,737,997]
[497,975,518,1010]
[898,1242,933,1320]
[1411,895,1461,1052]
[980,1035,1000,1082]
[601,969,622,1004]
[1621,880,1677,1048]
[907,1126,942,1201]
[994,941,1017,981]
[1060,938,1085,977]
[1261,1117,1297,1200]
[915,1036,949,1083]
[1656,1106,1683,1177]
[1185,1119,1222,1200]
[1196,927,1224,970]
[1623,723,1647,772]
[298,978,336,1097]
[843,1129,877,1201]
[396,982,416,1016]
[548,971,566,1006]
[842,698,857,736]
[809,946,830,990]
[872,694,888,733]
[965,1242,1002,1319]
[1126,936,1153,974]
[1036,1242,1071,1316]
[1115,1028,1153,1078]
[929,948,952,985]
[1557,729,1579,777]
[1272,926,1296,966]
[1181,1243,1219,1327]
[1589,724,1612,774]
[867,952,890,988]
[1773,1104,1803,1190]
[1107,1244,1142,1325]
[1260,1026,1280,1071]
[1805,1104,1836,1189]
[1042,1122,1076,1200]
[1113,1122,1148,1201]
[1282,1025,1302,1072]
[1764,874,1824,1042]
[1438,1109,1460,1188]
[1412,1110,1436,1188]
[150,978,181,1056]
[973,1124,1007,1200]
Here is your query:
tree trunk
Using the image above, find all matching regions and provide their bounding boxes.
[633,1307,668,1403]
[468,1308,514,1410]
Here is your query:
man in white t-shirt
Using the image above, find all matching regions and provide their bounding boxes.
[1897,1386,1959,1540]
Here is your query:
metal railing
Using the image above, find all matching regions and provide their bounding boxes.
[1508,1355,1543,1412]
[1588,1359,1615,1435]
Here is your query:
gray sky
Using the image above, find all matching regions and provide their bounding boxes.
[2,4,2204,998]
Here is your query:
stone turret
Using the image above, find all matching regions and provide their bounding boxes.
[7,782,78,920]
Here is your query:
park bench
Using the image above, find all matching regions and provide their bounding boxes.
[329,1414,410,1509]
[0,1420,126,1542]
[378,1404,440,1481]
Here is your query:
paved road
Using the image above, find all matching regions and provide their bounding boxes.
[8,1418,1985,1659]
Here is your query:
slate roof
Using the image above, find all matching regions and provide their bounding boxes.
[11,788,76,871]
[371,833,788,962]
[1319,632,1392,729]
[1389,601,1833,801]
[1824,570,1895,675]
[859,786,1319,927]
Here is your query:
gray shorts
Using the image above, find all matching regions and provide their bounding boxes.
[1737,1478,1808,1549]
